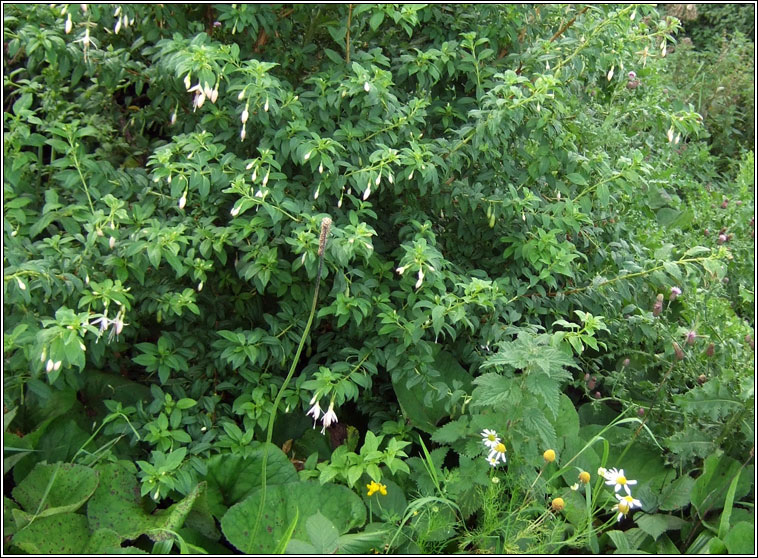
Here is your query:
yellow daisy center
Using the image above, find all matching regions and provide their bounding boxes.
[617,475,627,485]
[618,500,630,513]
[487,433,497,441]
[579,471,591,484]
[494,442,506,453]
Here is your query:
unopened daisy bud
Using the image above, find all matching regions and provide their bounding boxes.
[551,497,565,512]
[109,236,116,250]
[262,169,270,186]
[364,81,370,92]
[46,359,54,372]
[241,106,249,123]
[178,192,187,209]
[65,13,73,34]
[184,74,191,90]
[264,97,269,112]
[579,471,591,484]
[17,278,26,290]
[543,449,556,463]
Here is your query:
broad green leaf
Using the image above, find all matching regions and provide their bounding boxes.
[11,462,99,519]
[12,512,89,554]
[724,521,755,554]
[220,481,366,554]
[659,475,696,511]
[204,444,298,518]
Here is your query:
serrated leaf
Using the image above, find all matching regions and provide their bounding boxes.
[522,406,556,448]
[431,417,469,445]
[471,373,520,408]
[674,381,742,422]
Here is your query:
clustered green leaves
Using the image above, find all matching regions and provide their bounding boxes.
[3,3,754,554]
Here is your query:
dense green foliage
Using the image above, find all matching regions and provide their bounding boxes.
[3,4,754,554]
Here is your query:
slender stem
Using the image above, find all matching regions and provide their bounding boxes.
[345,4,353,64]
[251,218,331,552]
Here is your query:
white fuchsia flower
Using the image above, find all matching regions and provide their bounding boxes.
[320,401,338,434]
[306,396,321,427]
[604,467,637,496]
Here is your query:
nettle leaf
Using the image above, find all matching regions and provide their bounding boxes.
[471,372,521,408]
[431,416,470,445]
[482,333,577,380]
[521,406,556,448]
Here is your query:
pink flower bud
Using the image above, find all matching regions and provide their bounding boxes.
[686,331,696,345]
[622,358,630,367]
[717,234,727,244]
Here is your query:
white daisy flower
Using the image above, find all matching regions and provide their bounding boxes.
[487,441,507,465]
[481,429,500,449]
[604,468,637,496]
[486,456,499,467]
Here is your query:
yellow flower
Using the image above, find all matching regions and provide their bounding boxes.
[543,449,556,463]
[579,471,591,484]
[551,497,565,512]
[366,480,387,497]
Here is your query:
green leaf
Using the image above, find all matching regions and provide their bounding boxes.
[522,406,556,448]
[431,416,469,444]
[204,444,298,518]
[691,454,753,518]
[635,513,686,541]
[12,512,89,554]
[305,511,340,553]
[220,481,366,554]
[86,462,204,540]
[369,10,385,31]
[606,529,629,552]
[724,521,755,554]
[11,462,99,518]
[567,172,587,186]
[674,380,742,422]
[659,475,696,511]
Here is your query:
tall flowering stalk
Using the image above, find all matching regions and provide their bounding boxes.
[253,216,332,548]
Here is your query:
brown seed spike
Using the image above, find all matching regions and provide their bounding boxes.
[318,217,332,257]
